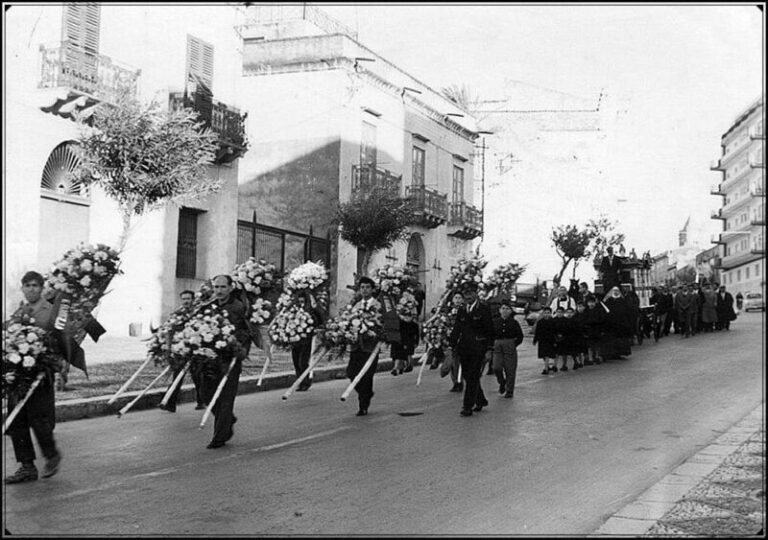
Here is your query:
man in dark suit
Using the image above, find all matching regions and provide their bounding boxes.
[600,246,622,292]
[449,282,494,417]
[715,285,736,330]
[347,277,383,416]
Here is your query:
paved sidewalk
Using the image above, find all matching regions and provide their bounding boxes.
[592,403,765,536]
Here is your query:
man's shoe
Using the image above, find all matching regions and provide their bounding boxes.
[472,404,484,412]
[429,363,438,370]
[390,369,399,376]
[504,391,514,399]
[541,369,549,375]
[5,464,38,484]
[551,367,558,373]
[403,365,413,373]
[498,382,505,395]
[449,383,461,392]
[356,408,368,416]
[460,409,473,417]
[159,403,176,413]
[561,366,568,372]
[195,403,205,410]
[206,440,226,449]
[41,452,62,479]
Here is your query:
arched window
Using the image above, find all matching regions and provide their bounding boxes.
[40,142,90,203]
[406,233,424,274]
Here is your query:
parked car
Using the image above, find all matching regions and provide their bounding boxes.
[743,292,765,312]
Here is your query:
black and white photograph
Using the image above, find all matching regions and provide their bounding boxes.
[2,2,764,536]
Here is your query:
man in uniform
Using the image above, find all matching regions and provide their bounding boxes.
[4,271,63,484]
[449,282,494,417]
[202,275,251,449]
[346,277,383,416]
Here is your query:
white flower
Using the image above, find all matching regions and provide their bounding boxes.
[80,259,93,272]
[26,332,39,343]
[22,356,36,368]
[17,342,30,354]
[80,275,92,287]
[8,353,22,364]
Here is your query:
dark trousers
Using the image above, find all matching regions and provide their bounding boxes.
[457,349,487,411]
[292,339,313,389]
[347,349,379,409]
[7,377,59,465]
[166,364,204,408]
[492,339,518,395]
[201,346,249,444]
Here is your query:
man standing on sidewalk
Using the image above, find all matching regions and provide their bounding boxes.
[159,290,205,412]
[449,282,494,417]
[4,271,62,484]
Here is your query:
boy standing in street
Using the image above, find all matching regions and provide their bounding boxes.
[491,299,524,398]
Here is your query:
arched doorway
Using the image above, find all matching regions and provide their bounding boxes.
[406,233,424,275]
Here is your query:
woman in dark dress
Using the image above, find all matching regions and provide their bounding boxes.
[601,287,632,359]
[533,307,558,374]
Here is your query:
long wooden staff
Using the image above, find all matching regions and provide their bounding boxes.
[2,373,46,434]
[199,359,237,429]
[107,357,153,405]
[282,340,329,400]
[159,363,189,407]
[256,340,275,387]
[340,342,383,402]
[415,348,433,386]
[117,366,171,417]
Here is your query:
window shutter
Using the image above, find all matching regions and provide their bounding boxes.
[186,35,214,94]
[62,3,100,55]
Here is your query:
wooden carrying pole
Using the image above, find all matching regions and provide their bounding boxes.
[117,366,171,417]
[159,363,189,407]
[415,348,432,386]
[107,357,153,404]
[198,359,237,429]
[340,342,382,402]
[282,341,328,400]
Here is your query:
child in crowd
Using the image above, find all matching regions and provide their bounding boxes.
[583,295,607,365]
[570,305,588,370]
[533,307,557,375]
[552,307,571,371]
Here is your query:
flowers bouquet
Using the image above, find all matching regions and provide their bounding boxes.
[285,261,328,292]
[268,305,316,347]
[2,316,56,397]
[422,305,459,350]
[44,243,123,333]
[250,298,274,325]
[396,291,418,319]
[232,258,280,296]
[170,308,237,373]
[444,255,487,293]
[484,262,526,295]
[373,264,417,298]
[317,301,383,350]
[146,307,194,367]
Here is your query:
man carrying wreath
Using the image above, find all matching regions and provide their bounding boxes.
[449,282,494,417]
[347,277,383,416]
[202,275,251,449]
[4,271,63,484]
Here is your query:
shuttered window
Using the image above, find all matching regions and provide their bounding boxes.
[186,35,214,93]
[62,3,100,55]
[176,208,200,279]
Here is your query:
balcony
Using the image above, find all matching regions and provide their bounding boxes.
[749,125,764,140]
[749,154,764,169]
[710,159,724,171]
[710,184,725,195]
[751,244,765,255]
[720,251,762,270]
[710,209,726,220]
[751,186,766,197]
[447,201,483,240]
[751,218,765,226]
[38,41,140,118]
[722,194,751,214]
[169,91,248,164]
[710,234,726,245]
[351,165,402,195]
[405,185,448,228]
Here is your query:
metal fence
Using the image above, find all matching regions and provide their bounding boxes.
[237,219,331,274]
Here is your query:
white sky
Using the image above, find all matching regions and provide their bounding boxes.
[320,2,764,282]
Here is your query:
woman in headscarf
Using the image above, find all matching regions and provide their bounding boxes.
[600,286,632,359]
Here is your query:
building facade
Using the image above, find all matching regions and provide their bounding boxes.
[235,5,482,311]
[710,97,765,298]
[5,4,248,334]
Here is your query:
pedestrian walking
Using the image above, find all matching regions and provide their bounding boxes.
[491,299,524,398]
[159,290,205,412]
[715,285,736,330]
[650,285,673,339]
[4,271,63,484]
[389,309,419,376]
[291,291,325,392]
[700,284,718,333]
[735,291,744,311]
[601,287,633,359]
[532,307,558,374]
[582,295,606,365]
[675,284,697,338]
[449,283,494,417]
[571,303,588,368]
[200,275,251,449]
[346,277,383,416]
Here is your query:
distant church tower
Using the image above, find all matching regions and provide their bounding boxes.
[679,216,690,247]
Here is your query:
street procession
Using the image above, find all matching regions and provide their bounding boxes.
[2,2,764,537]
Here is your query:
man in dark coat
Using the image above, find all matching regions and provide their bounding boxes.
[491,299,524,398]
[201,275,252,449]
[715,285,736,330]
[347,277,384,416]
[449,282,494,417]
[600,246,622,292]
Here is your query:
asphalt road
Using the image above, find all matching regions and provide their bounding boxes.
[3,312,764,536]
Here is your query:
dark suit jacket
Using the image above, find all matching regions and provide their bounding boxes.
[716,292,736,321]
[600,255,622,288]
[449,301,494,357]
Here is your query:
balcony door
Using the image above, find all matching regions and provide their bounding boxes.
[61,3,100,79]
[452,165,464,205]
[412,146,425,187]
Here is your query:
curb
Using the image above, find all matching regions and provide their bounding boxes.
[54,358,397,423]
[590,403,764,536]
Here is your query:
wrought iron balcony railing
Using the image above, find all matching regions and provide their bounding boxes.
[405,185,448,228]
[447,201,483,239]
[351,165,402,195]
[169,91,248,164]
[39,41,140,104]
